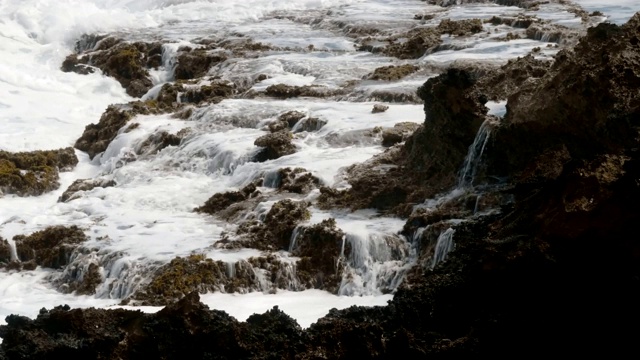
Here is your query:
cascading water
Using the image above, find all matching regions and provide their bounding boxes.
[457,119,493,189]
[431,228,455,269]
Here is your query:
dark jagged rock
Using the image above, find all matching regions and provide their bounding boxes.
[237,199,310,251]
[195,182,261,215]
[59,178,116,202]
[136,131,183,155]
[292,218,348,294]
[475,54,551,101]
[13,226,87,269]
[0,148,78,196]
[253,131,297,161]
[275,167,321,194]
[319,68,489,214]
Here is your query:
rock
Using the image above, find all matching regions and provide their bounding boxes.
[368,64,419,81]
[62,41,158,97]
[173,50,226,80]
[275,167,321,194]
[136,131,183,155]
[293,117,327,132]
[0,237,11,266]
[264,84,337,98]
[74,105,133,159]
[237,199,310,251]
[475,54,551,101]
[291,219,348,294]
[437,18,484,36]
[13,226,87,269]
[58,178,116,202]
[180,82,235,104]
[381,122,421,147]
[254,131,297,161]
[372,104,389,113]
[195,182,261,215]
[383,27,442,59]
[0,148,78,196]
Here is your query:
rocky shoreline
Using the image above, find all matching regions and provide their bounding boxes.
[1,1,639,358]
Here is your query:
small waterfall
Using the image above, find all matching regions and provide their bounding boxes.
[288,226,302,252]
[431,228,455,269]
[457,119,492,189]
[338,233,411,296]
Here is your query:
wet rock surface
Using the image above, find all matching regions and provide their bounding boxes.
[13,226,87,269]
[62,40,159,97]
[59,178,116,203]
[0,148,78,196]
[3,6,640,360]
[253,131,297,161]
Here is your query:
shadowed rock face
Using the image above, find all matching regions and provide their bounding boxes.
[2,12,640,360]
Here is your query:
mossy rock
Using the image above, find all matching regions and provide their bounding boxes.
[195,182,260,215]
[0,148,78,196]
[136,254,235,305]
[368,64,419,81]
[62,39,161,97]
[65,263,103,295]
[14,225,87,269]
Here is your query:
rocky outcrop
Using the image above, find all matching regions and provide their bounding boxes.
[275,167,321,194]
[173,49,226,80]
[59,178,116,202]
[0,148,78,196]
[368,64,419,81]
[195,182,261,215]
[3,10,640,360]
[291,219,348,293]
[264,84,337,98]
[437,18,483,36]
[381,122,421,147]
[253,131,297,161]
[62,40,160,97]
[236,199,310,251]
[0,237,11,266]
[13,226,87,269]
